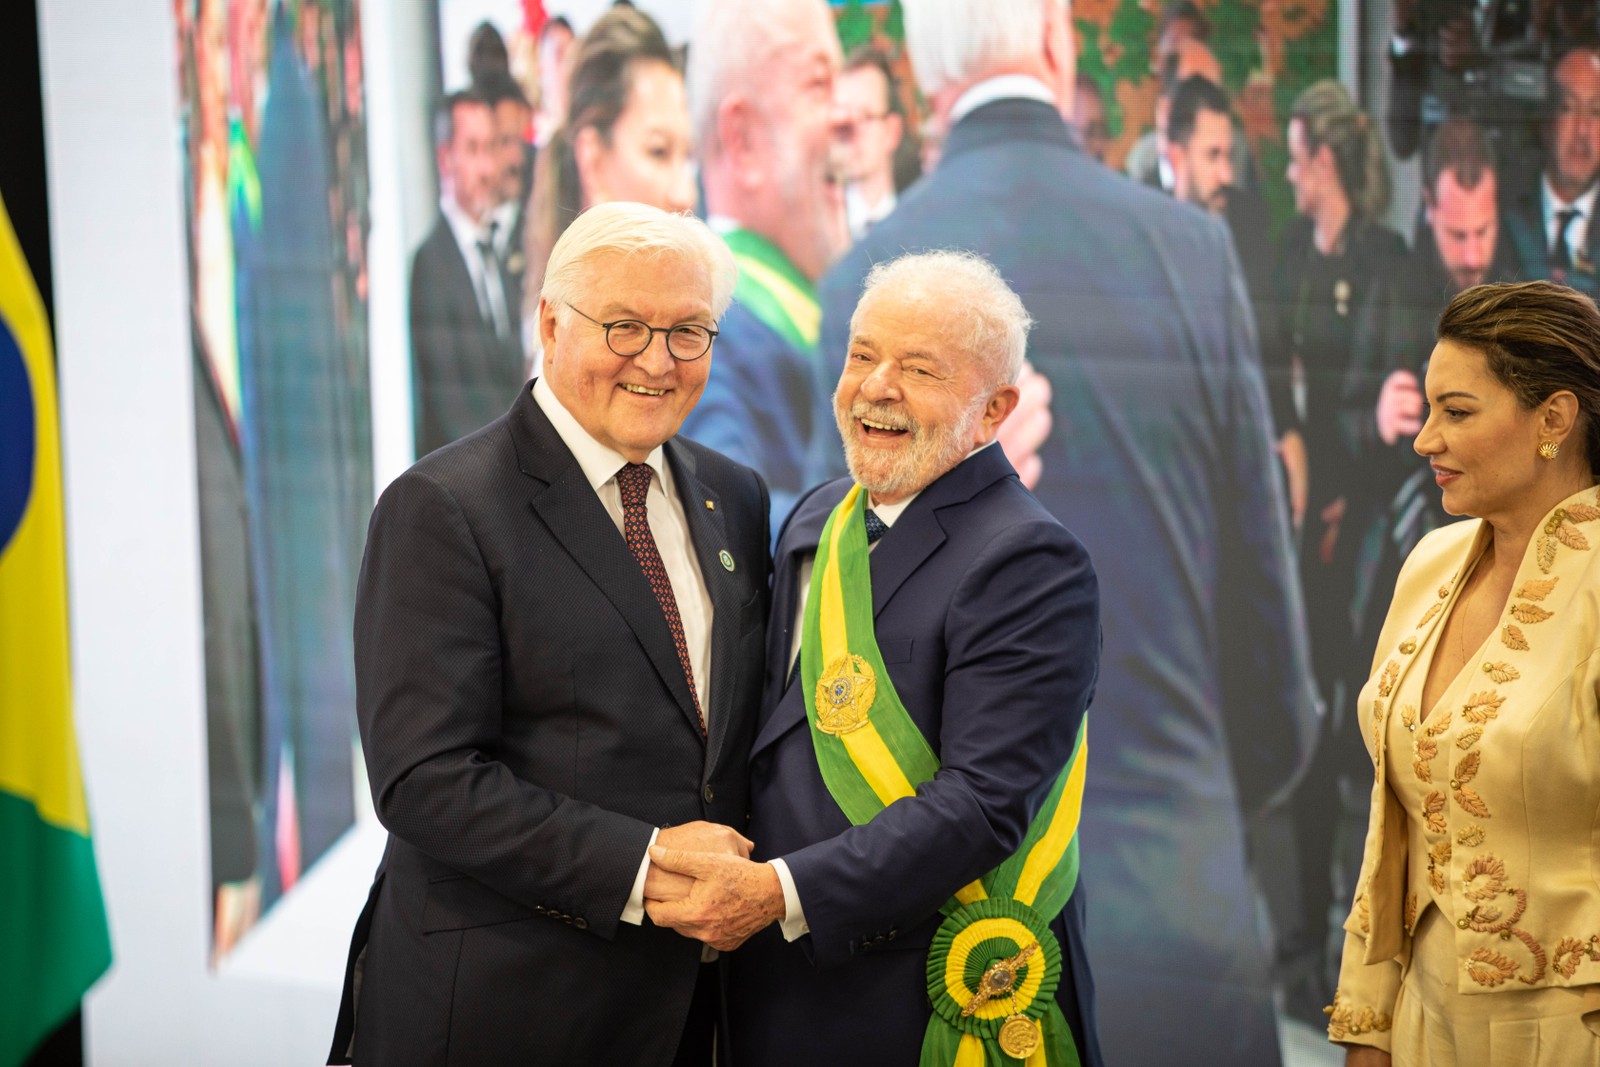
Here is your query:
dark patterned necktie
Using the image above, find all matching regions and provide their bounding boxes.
[1553,208,1579,276]
[616,463,704,735]
[864,508,889,545]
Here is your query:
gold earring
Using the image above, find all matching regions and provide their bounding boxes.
[1538,441,1560,460]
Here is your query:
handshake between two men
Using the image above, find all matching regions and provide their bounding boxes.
[643,821,786,952]
[330,207,1103,1067]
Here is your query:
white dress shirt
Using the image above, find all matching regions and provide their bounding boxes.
[442,194,511,339]
[949,74,1056,126]
[1542,176,1598,264]
[530,379,715,925]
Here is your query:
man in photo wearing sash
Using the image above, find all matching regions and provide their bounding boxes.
[678,0,851,532]
[647,251,1104,1066]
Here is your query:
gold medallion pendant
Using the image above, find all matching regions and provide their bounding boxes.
[998,1014,1042,1059]
[814,654,876,735]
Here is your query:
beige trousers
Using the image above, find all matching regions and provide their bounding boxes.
[1390,908,1600,1066]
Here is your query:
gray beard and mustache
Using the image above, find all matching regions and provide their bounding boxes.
[835,393,988,499]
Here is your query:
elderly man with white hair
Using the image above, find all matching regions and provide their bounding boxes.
[676,0,850,533]
[646,250,1104,1066]
[329,202,771,1067]
[814,2,1319,1065]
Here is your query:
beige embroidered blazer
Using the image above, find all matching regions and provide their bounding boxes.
[1328,486,1600,1049]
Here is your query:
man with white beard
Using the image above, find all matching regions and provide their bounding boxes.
[646,251,1105,1066]
[677,0,851,533]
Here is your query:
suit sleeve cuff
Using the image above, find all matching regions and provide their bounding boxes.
[620,826,661,925]
[770,857,809,941]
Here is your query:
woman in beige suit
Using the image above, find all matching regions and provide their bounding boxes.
[1330,281,1600,1066]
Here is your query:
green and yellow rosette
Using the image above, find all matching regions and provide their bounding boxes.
[802,486,1088,1067]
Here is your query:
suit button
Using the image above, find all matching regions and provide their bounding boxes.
[574,917,589,930]
[703,784,715,803]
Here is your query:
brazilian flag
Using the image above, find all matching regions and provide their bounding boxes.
[0,187,112,1065]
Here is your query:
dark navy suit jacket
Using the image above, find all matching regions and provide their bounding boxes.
[817,97,1317,1066]
[1504,177,1600,296]
[727,446,1104,1067]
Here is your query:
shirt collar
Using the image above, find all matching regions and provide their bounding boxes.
[531,378,669,494]
[864,442,995,526]
[1542,175,1599,221]
[441,193,492,252]
[950,75,1056,126]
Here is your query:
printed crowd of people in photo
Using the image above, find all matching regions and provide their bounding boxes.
[177,0,371,959]
[364,1,1600,1065]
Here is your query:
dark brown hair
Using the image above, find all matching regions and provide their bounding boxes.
[1423,117,1496,197]
[1437,280,1600,475]
[524,7,677,301]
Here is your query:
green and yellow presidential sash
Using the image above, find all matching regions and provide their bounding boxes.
[801,485,1089,1067]
[720,227,819,354]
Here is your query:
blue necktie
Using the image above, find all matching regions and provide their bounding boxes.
[864,508,889,545]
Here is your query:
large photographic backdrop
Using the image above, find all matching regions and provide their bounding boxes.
[110,0,1596,1060]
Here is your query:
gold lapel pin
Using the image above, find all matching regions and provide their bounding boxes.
[705,500,715,511]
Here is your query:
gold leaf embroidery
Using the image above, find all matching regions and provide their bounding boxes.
[1463,855,1508,900]
[1425,709,1453,737]
[1502,624,1530,651]
[1423,791,1447,833]
[1462,690,1505,723]
[1509,603,1554,624]
[1455,749,1481,784]
[1378,659,1399,697]
[1428,840,1452,894]
[1565,503,1600,523]
[1514,928,1548,985]
[1538,535,1558,572]
[1413,742,1436,782]
[1324,990,1393,1040]
[1467,948,1519,987]
[1554,937,1587,979]
[1457,825,1486,847]
[1555,522,1591,551]
[1484,662,1520,683]
[1417,601,1442,627]
[1404,892,1418,929]
[1372,699,1385,725]
[1457,726,1483,749]
[1400,704,1417,732]
[1456,785,1491,817]
[1514,576,1559,601]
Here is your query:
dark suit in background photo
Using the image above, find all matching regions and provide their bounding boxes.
[410,90,526,459]
[330,204,768,1066]
[1503,46,1600,296]
[817,6,1318,1059]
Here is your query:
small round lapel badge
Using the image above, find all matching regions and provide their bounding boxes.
[719,550,735,572]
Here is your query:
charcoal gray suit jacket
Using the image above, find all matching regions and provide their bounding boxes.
[329,383,770,1066]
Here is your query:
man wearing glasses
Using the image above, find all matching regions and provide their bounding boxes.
[837,48,909,240]
[330,202,772,1066]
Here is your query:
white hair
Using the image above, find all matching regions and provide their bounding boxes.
[540,202,738,319]
[903,0,1067,98]
[851,250,1031,385]
[687,0,821,157]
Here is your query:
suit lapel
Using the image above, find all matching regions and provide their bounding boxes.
[750,446,1017,757]
[667,440,737,760]
[512,391,705,741]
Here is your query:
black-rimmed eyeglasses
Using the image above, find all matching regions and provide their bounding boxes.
[565,303,717,361]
